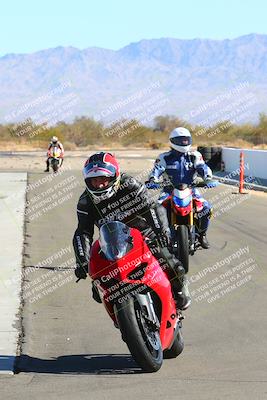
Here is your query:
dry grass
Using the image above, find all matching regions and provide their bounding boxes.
[201,139,267,150]
[0,141,43,151]
[0,139,266,152]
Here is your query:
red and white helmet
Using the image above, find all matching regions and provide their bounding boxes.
[83,152,120,203]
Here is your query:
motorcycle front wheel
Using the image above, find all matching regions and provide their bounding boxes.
[51,159,59,172]
[163,329,184,359]
[114,297,163,372]
[176,225,189,273]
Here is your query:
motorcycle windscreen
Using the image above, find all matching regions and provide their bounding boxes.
[52,147,61,157]
[99,221,133,261]
[172,188,192,207]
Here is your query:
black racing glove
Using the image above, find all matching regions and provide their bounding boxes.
[92,281,102,303]
[142,227,170,250]
[74,264,87,280]
[156,232,170,249]
[145,205,171,249]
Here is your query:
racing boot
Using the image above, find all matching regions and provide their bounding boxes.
[174,276,191,310]
[146,238,191,310]
[44,160,50,172]
[92,281,102,304]
[199,233,210,249]
[160,248,191,310]
[170,263,191,310]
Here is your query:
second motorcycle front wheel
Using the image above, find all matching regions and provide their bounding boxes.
[176,225,189,273]
[114,297,163,372]
[51,159,59,172]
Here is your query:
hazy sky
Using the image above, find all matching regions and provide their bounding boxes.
[0,0,266,55]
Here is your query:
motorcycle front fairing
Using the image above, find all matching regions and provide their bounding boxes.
[89,222,178,349]
[159,187,193,217]
[49,146,62,160]
[172,188,193,216]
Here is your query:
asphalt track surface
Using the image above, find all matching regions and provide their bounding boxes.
[0,160,267,400]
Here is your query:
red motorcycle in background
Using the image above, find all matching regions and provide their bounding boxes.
[88,221,184,373]
[148,179,218,273]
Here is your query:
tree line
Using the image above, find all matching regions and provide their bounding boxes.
[0,113,266,150]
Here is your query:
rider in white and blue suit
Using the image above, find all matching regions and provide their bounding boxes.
[148,127,216,249]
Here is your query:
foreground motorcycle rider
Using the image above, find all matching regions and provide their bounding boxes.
[44,136,64,172]
[148,127,215,250]
[73,152,191,310]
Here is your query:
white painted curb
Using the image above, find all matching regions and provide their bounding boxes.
[0,173,27,374]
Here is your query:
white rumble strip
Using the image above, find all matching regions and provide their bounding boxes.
[0,173,27,374]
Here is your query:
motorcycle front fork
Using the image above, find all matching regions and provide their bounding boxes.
[189,225,196,255]
[190,213,204,253]
[171,211,199,255]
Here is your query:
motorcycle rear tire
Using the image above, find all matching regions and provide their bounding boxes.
[115,297,163,372]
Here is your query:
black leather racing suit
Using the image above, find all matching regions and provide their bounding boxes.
[73,173,185,292]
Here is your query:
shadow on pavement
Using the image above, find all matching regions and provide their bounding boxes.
[0,355,16,373]
[16,354,144,375]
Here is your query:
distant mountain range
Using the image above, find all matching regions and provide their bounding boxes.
[0,33,266,125]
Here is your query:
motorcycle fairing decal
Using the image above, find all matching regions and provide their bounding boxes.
[173,202,192,216]
[158,192,171,204]
[193,199,204,212]
[192,190,205,212]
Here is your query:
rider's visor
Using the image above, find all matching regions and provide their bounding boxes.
[83,162,116,179]
[170,136,192,146]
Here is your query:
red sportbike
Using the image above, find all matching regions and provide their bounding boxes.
[148,179,218,274]
[89,221,184,372]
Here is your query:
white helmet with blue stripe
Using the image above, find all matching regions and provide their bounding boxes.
[169,127,192,153]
